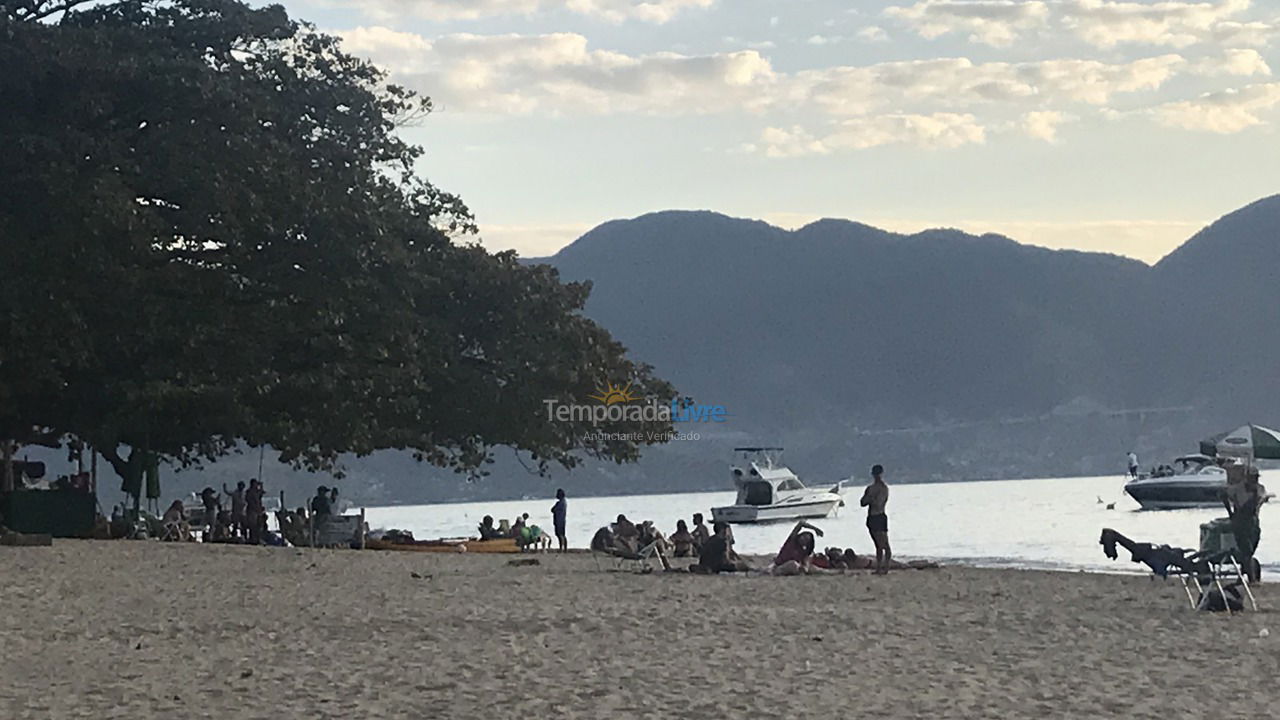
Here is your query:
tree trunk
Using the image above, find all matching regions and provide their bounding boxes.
[2,441,13,494]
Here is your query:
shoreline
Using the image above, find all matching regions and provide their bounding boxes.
[2,540,1274,719]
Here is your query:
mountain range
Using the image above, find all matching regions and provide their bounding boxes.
[43,195,1280,508]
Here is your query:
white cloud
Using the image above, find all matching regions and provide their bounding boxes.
[340,29,777,115]
[806,34,842,45]
[884,0,1051,46]
[340,27,1277,150]
[1021,110,1074,141]
[857,25,891,42]
[1154,82,1280,131]
[338,0,714,23]
[566,0,716,23]
[1210,20,1278,47]
[884,0,1274,48]
[1190,47,1272,75]
[760,113,986,157]
[793,54,1185,115]
[1061,0,1254,48]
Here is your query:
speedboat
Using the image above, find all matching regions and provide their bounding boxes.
[711,447,845,523]
[1123,454,1227,510]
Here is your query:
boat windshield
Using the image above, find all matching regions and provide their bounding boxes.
[777,478,804,491]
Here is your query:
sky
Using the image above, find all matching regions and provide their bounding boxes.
[286,0,1280,263]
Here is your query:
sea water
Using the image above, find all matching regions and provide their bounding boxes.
[364,472,1279,573]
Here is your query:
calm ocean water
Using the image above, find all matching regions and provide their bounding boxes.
[364,472,1278,574]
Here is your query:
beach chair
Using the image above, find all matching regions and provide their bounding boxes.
[1167,549,1258,613]
[1100,529,1258,613]
[594,541,663,573]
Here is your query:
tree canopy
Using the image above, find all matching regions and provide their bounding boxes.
[0,0,676,489]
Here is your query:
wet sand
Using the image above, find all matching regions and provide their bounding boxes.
[0,541,1275,719]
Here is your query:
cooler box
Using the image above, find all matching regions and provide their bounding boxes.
[1200,517,1238,555]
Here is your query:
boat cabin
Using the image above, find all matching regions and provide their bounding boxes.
[731,447,803,506]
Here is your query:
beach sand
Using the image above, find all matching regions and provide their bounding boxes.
[1,541,1275,719]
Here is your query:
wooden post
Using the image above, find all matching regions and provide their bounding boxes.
[359,508,366,550]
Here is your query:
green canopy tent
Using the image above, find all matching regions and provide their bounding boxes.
[1199,424,1280,461]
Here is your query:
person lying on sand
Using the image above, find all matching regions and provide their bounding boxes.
[769,521,824,575]
[692,522,751,574]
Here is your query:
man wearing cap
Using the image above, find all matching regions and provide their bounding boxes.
[860,464,892,574]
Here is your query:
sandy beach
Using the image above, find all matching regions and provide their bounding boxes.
[1,541,1275,719]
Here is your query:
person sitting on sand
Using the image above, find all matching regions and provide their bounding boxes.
[669,520,696,557]
[590,525,616,552]
[769,520,824,575]
[210,510,236,543]
[161,500,192,541]
[612,514,640,553]
[516,514,553,552]
[693,522,751,573]
[479,515,500,540]
[691,513,710,553]
[638,520,670,553]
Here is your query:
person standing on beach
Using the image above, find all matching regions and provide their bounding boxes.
[245,479,265,544]
[223,481,246,538]
[1127,452,1139,478]
[860,464,891,574]
[552,488,568,552]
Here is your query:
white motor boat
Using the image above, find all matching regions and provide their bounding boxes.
[1123,454,1227,509]
[711,447,845,524]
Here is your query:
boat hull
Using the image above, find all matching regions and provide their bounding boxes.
[711,497,841,524]
[1124,478,1225,510]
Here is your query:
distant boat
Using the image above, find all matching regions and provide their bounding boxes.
[1123,454,1227,510]
[710,447,844,523]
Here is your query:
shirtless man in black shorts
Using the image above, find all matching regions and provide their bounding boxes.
[860,464,891,574]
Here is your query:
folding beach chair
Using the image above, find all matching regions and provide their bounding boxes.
[1100,529,1258,613]
[593,541,663,573]
[1167,549,1258,613]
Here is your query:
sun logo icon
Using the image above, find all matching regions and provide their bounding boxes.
[588,380,639,405]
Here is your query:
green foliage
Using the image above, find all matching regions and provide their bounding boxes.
[0,0,676,483]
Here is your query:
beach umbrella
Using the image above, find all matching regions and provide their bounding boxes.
[1199,424,1280,460]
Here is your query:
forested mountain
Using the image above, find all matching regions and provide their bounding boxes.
[56,197,1280,507]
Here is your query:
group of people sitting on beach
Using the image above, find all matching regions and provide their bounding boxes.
[478,513,554,551]
[476,489,570,552]
[590,511,936,575]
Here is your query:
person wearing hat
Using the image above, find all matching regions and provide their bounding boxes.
[860,464,892,574]
[1224,466,1267,582]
